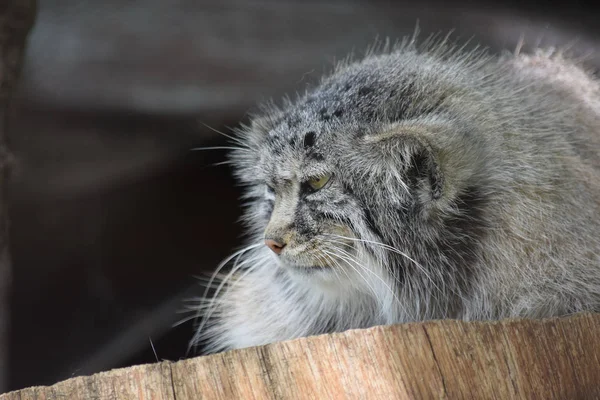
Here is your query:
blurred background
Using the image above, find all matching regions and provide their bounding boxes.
[6,0,599,392]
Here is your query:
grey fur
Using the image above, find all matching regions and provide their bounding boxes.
[190,36,600,353]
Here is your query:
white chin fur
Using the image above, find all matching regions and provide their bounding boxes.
[192,246,399,353]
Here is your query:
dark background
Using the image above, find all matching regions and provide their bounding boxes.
[7,0,600,391]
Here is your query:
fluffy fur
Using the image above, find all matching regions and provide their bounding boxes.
[189,36,600,353]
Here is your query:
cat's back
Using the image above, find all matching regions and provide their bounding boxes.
[463,50,600,318]
[501,50,600,170]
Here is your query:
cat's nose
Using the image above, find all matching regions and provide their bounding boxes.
[265,238,286,255]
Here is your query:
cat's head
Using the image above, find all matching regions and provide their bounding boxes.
[229,49,490,290]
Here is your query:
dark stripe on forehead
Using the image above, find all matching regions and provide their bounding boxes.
[303,131,316,148]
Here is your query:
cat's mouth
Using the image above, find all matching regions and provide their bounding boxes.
[278,243,356,275]
[265,230,358,276]
[278,253,333,272]
[272,242,334,272]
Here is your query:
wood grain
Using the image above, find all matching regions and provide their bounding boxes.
[3,313,600,399]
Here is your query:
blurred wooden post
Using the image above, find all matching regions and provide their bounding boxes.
[0,0,36,391]
[1,313,599,399]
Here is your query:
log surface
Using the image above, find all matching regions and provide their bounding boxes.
[3,313,600,399]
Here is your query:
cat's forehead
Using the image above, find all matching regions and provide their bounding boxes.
[267,115,331,150]
[255,66,395,180]
[259,112,335,181]
[263,87,362,148]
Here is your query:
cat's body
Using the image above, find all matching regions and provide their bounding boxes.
[191,38,600,353]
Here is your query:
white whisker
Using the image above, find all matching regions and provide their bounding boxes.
[181,244,262,341]
[324,244,404,312]
[322,247,381,304]
[198,121,246,146]
[326,234,440,292]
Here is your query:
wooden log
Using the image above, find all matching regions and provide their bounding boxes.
[2,313,600,399]
[0,0,36,392]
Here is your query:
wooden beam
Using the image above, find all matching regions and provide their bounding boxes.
[3,313,599,399]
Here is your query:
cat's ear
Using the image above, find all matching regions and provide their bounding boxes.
[363,125,444,201]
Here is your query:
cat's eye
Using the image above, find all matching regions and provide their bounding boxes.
[306,174,331,191]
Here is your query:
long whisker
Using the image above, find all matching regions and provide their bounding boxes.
[179,259,247,331]
[330,241,415,319]
[184,243,262,333]
[211,160,236,167]
[322,248,361,300]
[322,247,382,304]
[324,237,405,292]
[314,250,342,284]
[326,234,439,292]
[325,244,403,308]
[196,243,263,312]
[198,121,246,146]
[195,255,254,328]
[217,254,270,295]
[334,245,395,289]
[187,252,270,355]
[321,247,354,289]
[329,235,423,269]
